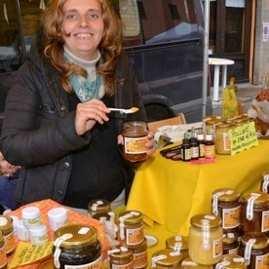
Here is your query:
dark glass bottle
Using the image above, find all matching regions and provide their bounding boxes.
[190,129,199,160]
[182,133,192,162]
[197,134,205,158]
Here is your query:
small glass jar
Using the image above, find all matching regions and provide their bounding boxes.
[128,238,148,269]
[181,257,213,269]
[215,123,231,155]
[212,188,241,230]
[109,247,134,269]
[151,249,184,268]
[240,192,269,234]
[260,171,269,193]
[166,235,188,258]
[223,232,240,255]
[121,121,148,162]
[21,206,41,228]
[119,210,144,247]
[203,116,222,137]
[0,231,7,269]
[216,254,246,269]
[88,199,112,221]
[240,232,269,269]
[0,215,16,254]
[53,224,102,269]
[29,224,48,245]
[48,207,68,232]
[189,214,223,265]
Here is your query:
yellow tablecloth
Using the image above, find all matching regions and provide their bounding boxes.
[127,140,269,238]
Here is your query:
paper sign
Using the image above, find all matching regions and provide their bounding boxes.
[8,241,52,269]
[229,121,258,155]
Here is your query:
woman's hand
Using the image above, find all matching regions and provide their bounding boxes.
[0,152,21,176]
[75,99,110,136]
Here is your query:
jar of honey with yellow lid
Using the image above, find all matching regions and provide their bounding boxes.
[166,235,188,257]
[151,249,184,268]
[53,224,102,269]
[88,199,112,220]
[216,255,246,269]
[212,188,241,230]
[240,232,269,269]
[0,231,7,269]
[0,215,16,254]
[109,246,134,269]
[119,210,144,247]
[215,123,231,155]
[128,238,148,269]
[223,232,240,255]
[240,192,269,234]
[189,214,223,265]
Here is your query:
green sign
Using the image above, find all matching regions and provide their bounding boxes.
[228,121,258,155]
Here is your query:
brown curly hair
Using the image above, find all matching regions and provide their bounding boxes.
[42,0,123,95]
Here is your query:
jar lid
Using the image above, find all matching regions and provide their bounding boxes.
[203,116,222,123]
[191,214,221,230]
[109,246,133,261]
[22,206,40,219]
[213,188,240,202]
[241,233,269,249]
[88,199,111,213]
[152,249,184,267]
[223,232,238,245]
[221,255,245,269]
[0,215,13,235]
[119,210,143,225]
[240,192,269,207]
[166,235,188,251]
[54,224,97,249]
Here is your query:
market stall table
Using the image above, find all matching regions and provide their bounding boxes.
[127,140,269,239]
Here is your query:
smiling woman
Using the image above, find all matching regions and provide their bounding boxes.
[1,0,154,209]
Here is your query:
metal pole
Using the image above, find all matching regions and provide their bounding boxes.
[202,0,210,117]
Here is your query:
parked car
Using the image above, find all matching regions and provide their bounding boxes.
[0,0,204,122]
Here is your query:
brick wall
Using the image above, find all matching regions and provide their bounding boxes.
[253,0,269,85]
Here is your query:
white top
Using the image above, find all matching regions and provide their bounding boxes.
[208,57,235,65]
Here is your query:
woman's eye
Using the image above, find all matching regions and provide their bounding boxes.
[88,13,100,20]
[65,13,77,20]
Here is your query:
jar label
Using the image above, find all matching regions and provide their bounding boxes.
[126,226,144,246]
[228,247,239,255]
[213,238,222,258]
[191,146,199,159]
[255,253,269,269]
[222,132,231,151]
[64,256,102,269]
[261,210,269,232]
[222,205,240,229]
[0,246,7,268]
[111,260,134,269]
[124,136,148,154]
[4,231,16,254]
[133,250,147,268]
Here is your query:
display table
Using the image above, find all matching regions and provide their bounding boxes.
[127,140,269,237]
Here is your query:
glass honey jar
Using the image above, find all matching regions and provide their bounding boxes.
[212,188,241,230]
[216,254,246,269]
[240,232,269,269]
[151,249,184,268]
[223,232,240,255]
[215,123,231,155]
[119,210,144,247]
[240,192,269,234]
[0,231,7,269]
[53,224,102,269]
[128,238,148,269]
[203,116,222,137]
[121,121,148,162]
[109,247,134,269]
[166,235,188,257]
[0,215,16,254]
[88,199,112,220]
[189,214,223,265]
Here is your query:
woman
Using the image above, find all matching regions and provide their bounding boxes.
[1,0,154,208]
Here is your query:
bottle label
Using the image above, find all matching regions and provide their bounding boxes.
[126,226,144,246]
[191,146,199,159]
[64,256,102,269]
[204,145,215,159]
[183,148,192,161]
[0,246,7,269]
[199,144,205,157]
[222,206,240,229]
[261,210,269,232]
[213,238,223,258]
[112,260,134,269]
[133,250,147,268]
[255,253,269,269]
[124,136,148,154]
